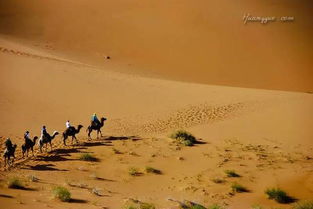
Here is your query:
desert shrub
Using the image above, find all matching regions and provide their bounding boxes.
[181,201,207,209]
[265,188,293,203]
[231,182,248,193]
[128,167,140,176]
[79,153,97,161]
[28,174,39,182]
[224,170,240,177]
[208,204,224,209]
[52,186,71,202]
[189,205,206,209]
[7,177,24,189]
[292,200,313,209]
[251,205,264,209]
[170,130,196,146]
[145,166,162,174]
[124,199,155,209]
[112,148,122,154]
[211,178,225,184]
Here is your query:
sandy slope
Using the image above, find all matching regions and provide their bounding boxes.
[0,0,312,91]
[0,37,313,209]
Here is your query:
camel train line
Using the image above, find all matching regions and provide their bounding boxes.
[3,115,107,167]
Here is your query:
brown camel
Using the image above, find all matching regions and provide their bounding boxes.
[63,125,83,145]
[87,117,107,139]
[3,144,17,167]
[39,131,59,152]
[22,136,38,157]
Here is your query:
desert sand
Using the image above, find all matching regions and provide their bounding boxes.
[0,1,313,209]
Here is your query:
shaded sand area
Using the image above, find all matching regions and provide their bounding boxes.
[0,36,313,209]
[0,0,312,91]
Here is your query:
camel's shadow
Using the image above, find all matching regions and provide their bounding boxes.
[104,136,142,142]
[80,141,113,147]
[34,155,74,162]
[23,163,69,171]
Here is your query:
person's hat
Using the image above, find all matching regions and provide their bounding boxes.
[26,131,29,133]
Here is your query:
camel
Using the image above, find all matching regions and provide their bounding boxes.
[3,144,17,167]
[87,117,107,139]
[38,131,59,152]
[22,136,38,157]
[63,125,83,145]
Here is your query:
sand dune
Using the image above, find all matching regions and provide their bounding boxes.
[1,37,313,209]
[0,0,312,91]
[0,1,313,208]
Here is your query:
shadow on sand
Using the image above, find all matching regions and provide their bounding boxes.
[0,194,14,198]
[105,136,142,141]
[81,141,113,147]
[69,198,88,203]
[23,163,69,171]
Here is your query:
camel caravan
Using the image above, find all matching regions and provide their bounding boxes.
[3,113,107,168]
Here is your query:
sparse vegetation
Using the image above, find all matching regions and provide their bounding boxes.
[211,178,225,184]
[28,174,39,182]
[265,188,293,203]
[145,166,162,174]
[112,148,122,154]
[251,205,264,209]
[128,167,141,176]
[231,182,248,193]
[292,200,313,209]
[181,201,207,209]
[124,199,155,209]
[52,186,71,202]
[7,177,24,189]
[208,204,224,209]
[224,170,240,177]
[79,153,97,161]
[170,130,196,146]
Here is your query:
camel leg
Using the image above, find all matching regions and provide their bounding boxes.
[96,130,99,139]
[72,135,78,144]
[50,142,52,151]
[63,136,67,146]
[88,128,92,140]
[99,129,103,137]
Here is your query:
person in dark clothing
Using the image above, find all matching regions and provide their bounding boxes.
[24,131,30,141]
[41,126,50,138]
[5,138,12,150]
[91,113,100,126]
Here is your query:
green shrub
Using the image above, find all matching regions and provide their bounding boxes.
[52,186,71,202]
[231,183,248,193]
[128,167,140,176]
[265,188,293,203]
[170,130,196,146]
[79,153,97,161]
[182,201,207,209]
[145,166,162,174]
[190,205,206,209]
[7,177,24,189]
[292,200,313,209]
[224,170,240,177]
[208,204,224,209]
